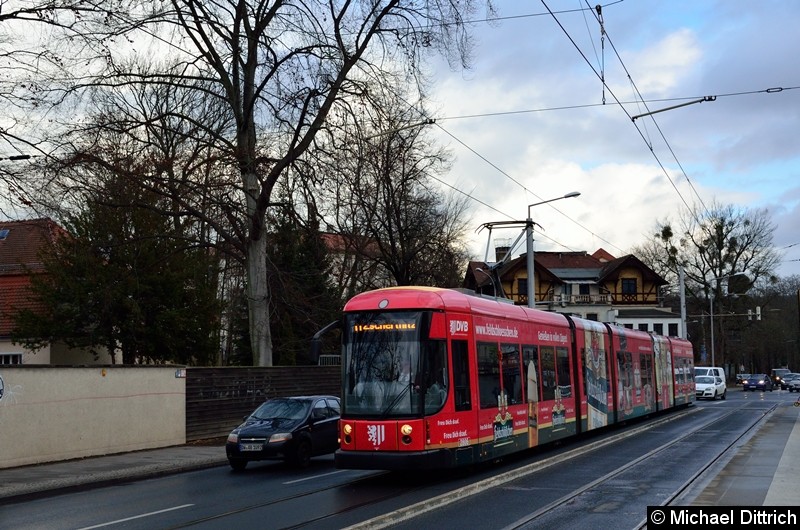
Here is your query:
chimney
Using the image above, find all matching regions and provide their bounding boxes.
[494,238,512,262]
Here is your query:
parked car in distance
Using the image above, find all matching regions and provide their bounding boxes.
[226,395,341,470]
[742,374,774,392]
[789,377,800,393]
[735,373,751,385]
[779,373,800,390]
[695,375,727,400]
[770,368,791,388]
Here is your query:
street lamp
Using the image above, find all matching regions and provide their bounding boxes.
[475,267,499,297]
[526,191,581,308]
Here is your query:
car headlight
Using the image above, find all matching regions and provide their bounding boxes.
[227,432,239,443]
[269,432,293,443]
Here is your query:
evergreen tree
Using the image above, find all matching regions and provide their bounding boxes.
[267,205,341,365]
[13,180,221,365]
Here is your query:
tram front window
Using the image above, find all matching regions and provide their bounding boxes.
[342,311,448,417]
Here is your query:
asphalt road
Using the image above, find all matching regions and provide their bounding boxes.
[1,388,798,529]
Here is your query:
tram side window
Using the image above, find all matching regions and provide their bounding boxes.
[477,342,501,409]
[540,346,556,402]
[677,357,690,385]
[556,347,571,398]
[523,345,539,404]
[501,343,523,405]
[452,340,471,411]
[641,353,654,405]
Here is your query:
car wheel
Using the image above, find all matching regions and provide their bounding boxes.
[289,439,312,468]
[721,391,726,400]
[229,458,248,471]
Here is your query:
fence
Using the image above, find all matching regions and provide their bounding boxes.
[185,366,341,440]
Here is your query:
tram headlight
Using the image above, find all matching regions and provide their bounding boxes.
[401,423,413,445]
[342,423,353,445]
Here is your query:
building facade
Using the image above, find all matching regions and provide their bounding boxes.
[464,248,684,338]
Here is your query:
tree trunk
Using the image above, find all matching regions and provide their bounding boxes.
[244,166,273,366]
[247,232,272,366]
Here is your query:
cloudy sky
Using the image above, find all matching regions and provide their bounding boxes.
[421,0,800,278]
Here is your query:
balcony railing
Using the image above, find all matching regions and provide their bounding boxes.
[552,294,611,305]
[512,292,655,306]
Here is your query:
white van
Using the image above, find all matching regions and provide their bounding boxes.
[694,366,727,399]
[695,366,725,379]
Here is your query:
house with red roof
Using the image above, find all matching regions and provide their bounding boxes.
[464,246,683,337]
[0,218,116,364]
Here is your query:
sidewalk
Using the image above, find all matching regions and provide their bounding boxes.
[682,400,800,506]
[0,441,228,503]
[1,404,798,506]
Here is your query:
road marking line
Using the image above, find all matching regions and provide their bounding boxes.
[285,470,347,484]
[77,504,194,529]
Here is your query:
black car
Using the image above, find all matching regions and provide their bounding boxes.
[741,374,774,392]
[226,395,340,470]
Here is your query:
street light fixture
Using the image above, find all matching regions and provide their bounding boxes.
[526,191,581,308]
[475,267,500,297]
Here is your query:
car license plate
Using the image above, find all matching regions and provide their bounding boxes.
[239,443,263,452]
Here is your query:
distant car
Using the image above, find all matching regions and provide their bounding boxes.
[742,374,774,392]
[789,378,800,393]
[695,366,725,380]
[780,373,800,390]
[226,395,340,470]
[770,368,791,388]
[695,375,727,400]
[735,373,751,385]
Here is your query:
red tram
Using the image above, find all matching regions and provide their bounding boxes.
[329,286,694,470]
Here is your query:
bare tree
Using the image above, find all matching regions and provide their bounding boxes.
[0,1,119,216]
[4,0,494,365]
[311,82,471,296]
[633,200,782,369]
[635,201,780,294]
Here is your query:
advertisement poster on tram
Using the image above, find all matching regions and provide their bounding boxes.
[583,323,610,430]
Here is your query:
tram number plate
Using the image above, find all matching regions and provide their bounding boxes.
[239,443,263,452]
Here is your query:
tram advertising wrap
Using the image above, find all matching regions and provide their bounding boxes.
[329,286,694,470]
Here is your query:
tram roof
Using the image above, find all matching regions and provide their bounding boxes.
[344,286,570,325]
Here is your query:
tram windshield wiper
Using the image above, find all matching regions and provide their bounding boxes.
[380,384,412,418]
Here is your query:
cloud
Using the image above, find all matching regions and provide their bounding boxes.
[426,1,800,278]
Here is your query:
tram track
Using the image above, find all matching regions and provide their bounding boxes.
[156,402,775,530]
[630,402,781,529]
[503,403,779,530]
[160,470,396,529]
[155,408,697,530]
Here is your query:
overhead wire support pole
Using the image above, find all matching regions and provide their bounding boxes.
[631,96,716,121]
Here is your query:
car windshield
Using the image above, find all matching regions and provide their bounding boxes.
[250,399,311,421]
[696,376,714,384]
